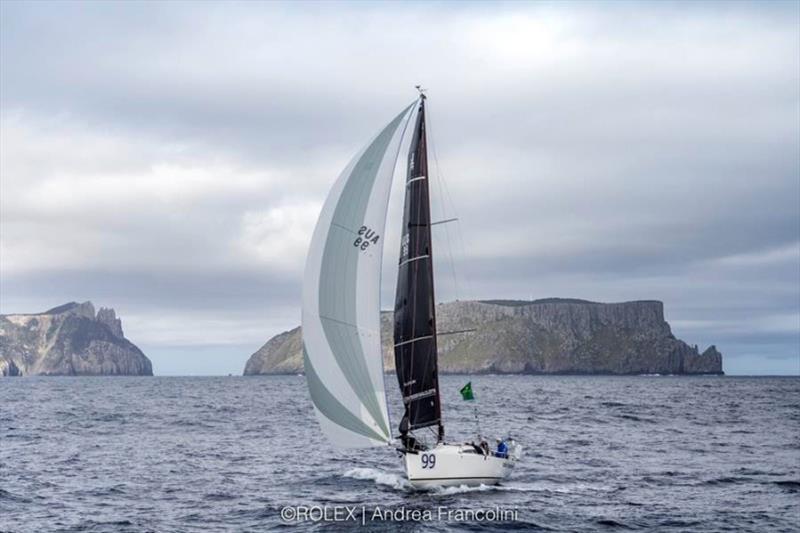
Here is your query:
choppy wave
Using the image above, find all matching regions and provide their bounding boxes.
[1,375,798,532]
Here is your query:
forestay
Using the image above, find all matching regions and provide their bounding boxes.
[302,103,416,448]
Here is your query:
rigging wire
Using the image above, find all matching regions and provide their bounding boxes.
[426,102,477,304]
[426,100,484,441]
[425,104,462,303]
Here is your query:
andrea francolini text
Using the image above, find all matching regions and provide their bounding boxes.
[370,505,518,523]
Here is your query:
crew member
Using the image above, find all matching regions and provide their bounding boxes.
[495,438,508,459]
[479,439,489,456]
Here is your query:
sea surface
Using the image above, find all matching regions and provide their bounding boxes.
[1,375,798,532]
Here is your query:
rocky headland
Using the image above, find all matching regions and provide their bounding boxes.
[0,302,152,376]
[243,299,723,375]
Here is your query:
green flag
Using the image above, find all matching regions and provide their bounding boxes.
[460,382,475,401]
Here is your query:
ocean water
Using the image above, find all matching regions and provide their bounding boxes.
[1,375,798,532]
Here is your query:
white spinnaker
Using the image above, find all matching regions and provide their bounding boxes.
[302,103,416,448]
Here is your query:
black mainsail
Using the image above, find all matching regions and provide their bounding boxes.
[394,96,444,443]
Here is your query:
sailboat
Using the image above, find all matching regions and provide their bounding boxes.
[301,91,522,489]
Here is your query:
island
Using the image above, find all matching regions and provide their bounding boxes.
[0,301,153,376]
[243,299,723,375]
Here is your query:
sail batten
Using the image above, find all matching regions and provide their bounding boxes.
[302,103,416,448]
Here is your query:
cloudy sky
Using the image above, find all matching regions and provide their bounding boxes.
[1,1,798,375]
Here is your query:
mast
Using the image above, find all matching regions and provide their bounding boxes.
[394,94,444,444]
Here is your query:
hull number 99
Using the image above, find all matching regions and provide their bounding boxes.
[421,453,436,469]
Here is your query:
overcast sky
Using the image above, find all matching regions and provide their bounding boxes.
[1,1,798,375]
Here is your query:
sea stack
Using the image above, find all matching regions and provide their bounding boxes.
[0,302,153,376]
[243,299,723,375]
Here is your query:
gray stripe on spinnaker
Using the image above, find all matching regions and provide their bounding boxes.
[318,104,413,439]
[303,347,388,443]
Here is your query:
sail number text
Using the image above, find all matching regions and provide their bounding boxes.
[420,453,436,469]
[353,226,380,252]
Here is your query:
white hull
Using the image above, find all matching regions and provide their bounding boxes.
[403,443,521,489]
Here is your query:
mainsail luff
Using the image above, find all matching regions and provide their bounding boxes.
[393,96,444,441]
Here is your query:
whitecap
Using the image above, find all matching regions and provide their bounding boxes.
[343,467,411,491]
[430,482,550,496]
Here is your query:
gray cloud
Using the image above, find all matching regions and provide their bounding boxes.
[1,1,797,374]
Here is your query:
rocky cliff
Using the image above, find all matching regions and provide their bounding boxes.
[243,299,723,375]
[0,302,153,376]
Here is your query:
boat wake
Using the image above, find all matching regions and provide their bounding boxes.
[344,467,548,495]
[344,468,411,491]
[430,483,547,496]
